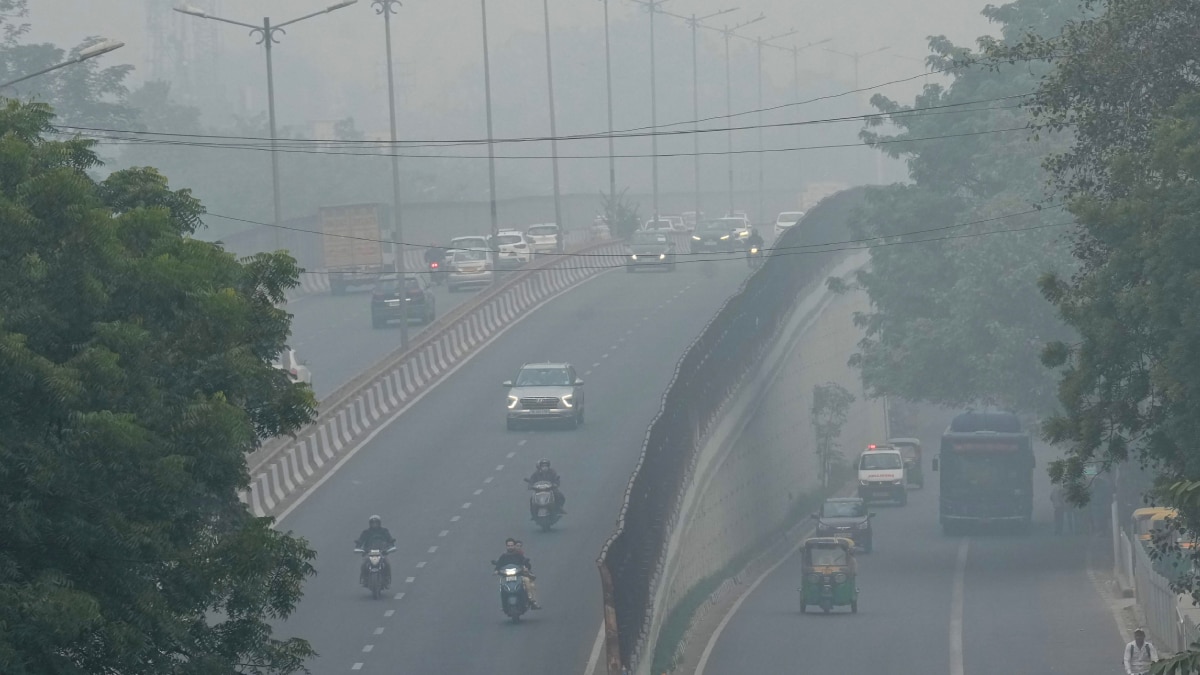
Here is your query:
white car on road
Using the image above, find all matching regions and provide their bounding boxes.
[273,348,312,386]
[494,229,534,268]
[775,211,805,238]
[525,224,560,254]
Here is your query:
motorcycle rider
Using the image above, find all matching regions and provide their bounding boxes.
[423,244,448,266]
[355,515,396,588]
[493,538,541,609]
[746,227,765,254]
[526,459,566,515]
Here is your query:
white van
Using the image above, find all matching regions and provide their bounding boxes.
[857,444,907,505]
[775,211,805,238]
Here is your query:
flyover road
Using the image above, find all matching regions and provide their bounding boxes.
[275,251,753,674]
[700,413,1124,675]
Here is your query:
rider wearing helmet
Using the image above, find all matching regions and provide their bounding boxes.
[493,537,541,609]
[355,515,396,588]
[746,227,765,253]
[527,459,565,514]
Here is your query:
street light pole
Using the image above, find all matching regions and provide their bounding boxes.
[761,37,830,209]
[824,45,890,184]
[541,0,564,252]
[716,14,764,215]
[0,39,125,89]
[480,0,501,279]
[601,0,617,224]
[372,0,409,348]
[754,29,795,226]
[175,2,358,250]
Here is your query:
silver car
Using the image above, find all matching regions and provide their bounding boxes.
[504,363,585,430]
[447,249,494,292]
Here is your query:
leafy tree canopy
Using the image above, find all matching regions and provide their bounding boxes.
[0,99,318,674]
[839,0,1079,413]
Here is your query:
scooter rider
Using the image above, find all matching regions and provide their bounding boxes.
[493,538,541,609]
[423,244,448,266]
[526,459,566,514]
[746,228,765,253]
[355,515,396,588]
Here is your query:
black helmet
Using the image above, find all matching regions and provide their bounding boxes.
[537,459,550,469]
[368,515,382,526]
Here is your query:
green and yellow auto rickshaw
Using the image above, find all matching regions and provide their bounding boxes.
[799,537,858,614]
[889,437,924,488]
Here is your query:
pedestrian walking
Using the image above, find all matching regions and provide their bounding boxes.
[1123,628,1159,675]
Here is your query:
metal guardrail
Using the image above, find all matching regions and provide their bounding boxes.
[594,189,867,673]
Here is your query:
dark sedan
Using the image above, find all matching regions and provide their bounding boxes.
[691,221,737,253]
[812,497,875,553]
[627,230,677,272]
[371,274,436,328]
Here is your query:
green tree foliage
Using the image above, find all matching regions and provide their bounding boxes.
[839,0,1078,414]
[811,382,855,489]
[599,188,641,239]
[0,100,318,674]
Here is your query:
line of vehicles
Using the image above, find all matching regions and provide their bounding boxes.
[803,411,1035,614]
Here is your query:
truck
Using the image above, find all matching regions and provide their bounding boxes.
[320,203,391,295]
[933,411,1034,534]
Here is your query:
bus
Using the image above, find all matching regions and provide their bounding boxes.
[934,411,1034,534]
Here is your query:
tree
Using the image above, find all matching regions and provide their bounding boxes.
[838,0,1079,414]
[0,100,318,674]
[600,188,641,239]
[811,382,855,489]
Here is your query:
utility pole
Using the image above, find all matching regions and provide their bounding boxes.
[600,0,617,224]
[752,29,796,226]
[541,0,564,252]
[824,45,890,185]
[761,38,832,210]
[630,0,671,222]
[372,0,409,348]
[479,0,501,279]
[715,14,765,215]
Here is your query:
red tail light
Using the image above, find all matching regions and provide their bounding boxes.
[429,261,440,269]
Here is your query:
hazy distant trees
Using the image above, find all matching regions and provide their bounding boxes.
[0,100,317,674]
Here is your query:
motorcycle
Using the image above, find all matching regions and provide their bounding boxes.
[491,562,531,621]
[746,246,765,269]
[354,545,396,599]
[527,479,562,531]
[427,259,445,285]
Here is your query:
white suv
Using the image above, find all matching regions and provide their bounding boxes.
[525,224,560,255]
[494,229,534,268]
[775,211,805,238]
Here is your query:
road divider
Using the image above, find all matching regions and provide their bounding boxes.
[243,236,629,517]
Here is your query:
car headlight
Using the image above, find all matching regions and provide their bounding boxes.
[630,254,638,260]
[860,480,870,486]
[750,247,759,254]
[692,235,701,241]
[893,480,904,485]
[833,573,847,583]
[658,253,666,260]
[507,395,519,409]
[720,234,729,240]
[561,394,574,408]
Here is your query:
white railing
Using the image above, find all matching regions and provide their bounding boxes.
[1132,531,1193,653]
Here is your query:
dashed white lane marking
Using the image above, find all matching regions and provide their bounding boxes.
[462,502,472,509]
[484,476,494,483]
[352,663,363,671]
[496,464,505,471]
[950,538,969,675]
[438,530,449,537]
[507,451,517,458]
[516,440,527,447]
[618,336,626,342]
[591,362,600,368]
[405,577,416,583]
[362,645,374,653]
[450,515,461,522]
[427,546,438,553]
[416,561,426,568]
[392,592,404,601]
[601,353,609,359]
[584,370,592,376]
[373,627,384,635]
[474,489,483,495]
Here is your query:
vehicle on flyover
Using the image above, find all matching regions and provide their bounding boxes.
[812,497,875,553]
[627,229,678,272]
[857,443,908,505]
[370,273,436,328]
[889,436,925,488]
[447,249,494,292]
[932,410,1034,534]
[799,536,858,614]
[774,210,805,238]
[503,362,586,430]
[691,220,737,254]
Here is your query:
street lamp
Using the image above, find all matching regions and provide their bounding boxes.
[716,14,764,214]
[479,0,501,280]
[599,0,617,226]
[824,45,890,184]
[762,37,831,211]
[370,0,410,348]
[541,0,564,253]
[751,29,796,226]
[0,39,125,88]
[174,1,358,249]
[629,0,668,221]
[659,7,739,229]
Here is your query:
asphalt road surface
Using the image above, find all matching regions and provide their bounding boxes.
[276,252,754,674]
[702,414,1124,675]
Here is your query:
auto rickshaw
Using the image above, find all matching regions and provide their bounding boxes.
[1132,507,1175,544]
[889,437,924,488]
[799,537,858,614]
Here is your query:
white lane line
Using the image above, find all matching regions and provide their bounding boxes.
[450,515,461,522]
[392,592,404,600]
[385,609,396,616]
[516,441,526,448]
[950,538,969,675]
[462,502,472,509]
[618,336,626,342]
[583,622,605,675]
[352,663,363,671]
[416,561,426,568]
[374,627,385,635]
[496,464,505,471]
[428,546,438,554]
[601,353,609,359]
[592,362,600,368]
[438,530,449,537]
[474,489,483,495]
[584,370,592,376]
[362,645,374,653]
[484,476,494,484]
[625,329,632,335]
[507,451,517,458]
[405,577,416,583]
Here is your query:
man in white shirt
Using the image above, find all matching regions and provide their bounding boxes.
[1124,628,1159,675]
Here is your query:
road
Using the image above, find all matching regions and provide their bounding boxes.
[701,413,1125,675]
[275,251,756,674]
